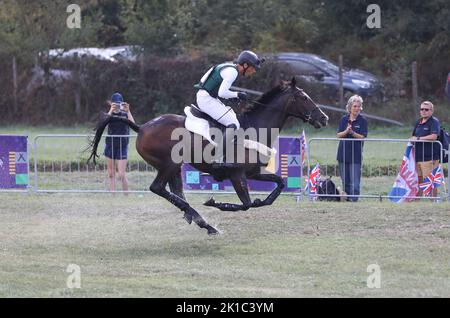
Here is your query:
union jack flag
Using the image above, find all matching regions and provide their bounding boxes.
[419,165,445,196]
[305,163,321,197]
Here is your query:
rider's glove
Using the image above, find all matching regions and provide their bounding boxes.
[237,92,248,102]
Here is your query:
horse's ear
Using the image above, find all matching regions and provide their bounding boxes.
[291,77,297,87]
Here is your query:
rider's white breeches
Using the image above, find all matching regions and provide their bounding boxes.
[196,90,240,129]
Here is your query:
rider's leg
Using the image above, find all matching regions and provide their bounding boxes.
[222,124,237,163]
[196,91,240,129]
[197,92,240,167]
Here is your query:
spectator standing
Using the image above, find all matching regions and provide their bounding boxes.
[104,92,135,195]
[410,101,440,198]
[336,95,368,202]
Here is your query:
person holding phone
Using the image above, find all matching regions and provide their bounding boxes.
[336,95,368,202]
[104,92,136,195]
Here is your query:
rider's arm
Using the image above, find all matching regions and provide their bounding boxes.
[217,67,239,99]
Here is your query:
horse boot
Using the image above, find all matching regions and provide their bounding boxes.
[212,124,239,169]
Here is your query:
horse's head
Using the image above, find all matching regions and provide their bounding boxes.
[285,77,329,128]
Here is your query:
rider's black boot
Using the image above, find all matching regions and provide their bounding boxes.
[211,124,239,169]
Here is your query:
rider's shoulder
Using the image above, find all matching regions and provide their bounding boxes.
[218,63,238,75]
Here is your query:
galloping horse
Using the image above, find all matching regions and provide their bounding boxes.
[88,78,328,235]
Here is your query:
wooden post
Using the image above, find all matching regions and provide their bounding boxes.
[339,54,344,108]
[412,61,419,119]
[75,57,82,116]
[12,56,18,114]
[140,53,145,78]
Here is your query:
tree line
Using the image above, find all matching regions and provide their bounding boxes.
[0,0,449,125]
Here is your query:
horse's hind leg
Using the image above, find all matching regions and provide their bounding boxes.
[150,169,219,235]
[204,171,252,212]
[168,171,189,222]
[169,170,186,200]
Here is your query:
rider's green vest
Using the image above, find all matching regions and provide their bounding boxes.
[194,63,238,98]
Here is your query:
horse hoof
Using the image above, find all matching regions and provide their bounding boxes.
[253,198,262,205]
[204,197,215,206]
[183,212,193,224]
[206,225,220,235]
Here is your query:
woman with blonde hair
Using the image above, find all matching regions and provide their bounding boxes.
[336,95,368,202]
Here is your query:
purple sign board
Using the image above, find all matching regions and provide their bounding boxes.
[183,137,302,192]
[0,135,28,189]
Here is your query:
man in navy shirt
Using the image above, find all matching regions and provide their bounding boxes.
[411,100,440,197]
[336,95,368,201]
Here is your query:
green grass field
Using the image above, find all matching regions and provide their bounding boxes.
[1,193,449,297]
[1,125,450,298]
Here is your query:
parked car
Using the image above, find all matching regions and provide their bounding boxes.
[47,45,143,63]
[30,46,144,91]
[268,52,386,105]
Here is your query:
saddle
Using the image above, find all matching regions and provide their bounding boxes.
[183,104,277,159]
[188,104,224,130]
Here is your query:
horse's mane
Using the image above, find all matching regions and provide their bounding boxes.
[241,84,287,116]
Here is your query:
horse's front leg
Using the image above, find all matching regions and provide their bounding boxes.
[248,173,285,207]
[204,171,252,212]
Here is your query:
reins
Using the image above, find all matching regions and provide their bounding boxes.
[248,97,313,123]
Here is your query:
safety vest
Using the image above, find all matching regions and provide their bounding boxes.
[194,63,237,98]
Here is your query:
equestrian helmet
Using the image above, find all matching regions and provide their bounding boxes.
[237,50,262,70]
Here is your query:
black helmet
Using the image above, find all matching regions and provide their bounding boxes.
[237,50,262,70]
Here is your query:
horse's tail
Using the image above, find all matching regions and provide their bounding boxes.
[87,113,140,165]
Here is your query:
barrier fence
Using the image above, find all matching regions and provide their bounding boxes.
[32,134,154,193]
[1,134,448,201]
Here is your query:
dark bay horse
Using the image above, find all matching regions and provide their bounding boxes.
[88,78,328,235]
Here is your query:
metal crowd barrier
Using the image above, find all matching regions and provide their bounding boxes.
[2,134,448,202]
[32,134,155,193]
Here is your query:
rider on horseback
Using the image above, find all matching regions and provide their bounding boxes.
[194,50,263,168]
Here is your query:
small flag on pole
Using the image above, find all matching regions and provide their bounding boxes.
[305,163,320,198]
[300,130,307,167]
[419,165,445,196]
